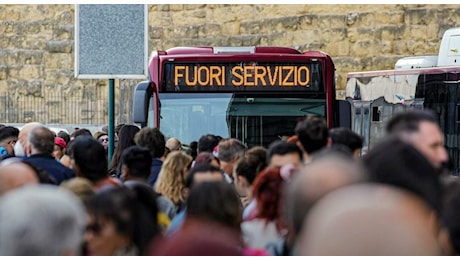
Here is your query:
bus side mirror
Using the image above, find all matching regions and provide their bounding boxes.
[133,81,154,127]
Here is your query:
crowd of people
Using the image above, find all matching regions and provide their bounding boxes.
[0,109,459,256]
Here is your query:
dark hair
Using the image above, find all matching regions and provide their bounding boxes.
[294,116,329,154]
[115,123,126,136]
[267,140,302,164]
[28,126,55,155]
[362,136,442,214]
[187,181,242,230]
[329,127,363,152]
[441,180,460,254]
[109,124,140,176]
[134,127,165,158]
[121,146,152,180]
[185,141,198,160]
[71,128,92,139]
[84,185,159,255]
[185,164,223,189]
[386,110,438,135]
[234,147,268,185]
[0,126,19,143]
[57,131,70,145]
[312,144,354,160]
[70,136,108,183]
[194,152,219,168]
[198,134,220,153]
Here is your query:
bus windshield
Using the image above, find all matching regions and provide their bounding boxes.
[159,92,326,147]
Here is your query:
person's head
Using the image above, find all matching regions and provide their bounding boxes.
[57,131,71,145]
[386,110,448,171]
[198,134,220,154]
[0,185,86,255]
[166,137,182,152]
[284,152,367,245]
[70,128,92,141]
[94,131,109,151]
[121,146,152,182]
[70,136,108,183]
[60,177,96,202]
[155,151,192,205]
[233,148,267,197]
[185,141,198,160]
[267,140,303,169]
[329,127,363,158]
[117,124,140,150]
[251,166,286,229]
[109,124,141,175]
[217,138,247,163]
[115,123,126,138]
[296,183,443,255]
[186,180,242,231]
[362,136,443,215]
[53,136,67,160]
[294,116,330,159]
[134,127,166,158]
[184,164,225,199]
[26,125,55,156]
[194,152,220,168]
[84,185,159,256]
[0,126,19,157]
[14,122,42,157]
[0,157,39,196]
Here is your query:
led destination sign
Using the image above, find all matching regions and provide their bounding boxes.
[162,62,323,92]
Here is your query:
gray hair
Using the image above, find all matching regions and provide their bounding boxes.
[0,185,86,256]
[217,138,247,162]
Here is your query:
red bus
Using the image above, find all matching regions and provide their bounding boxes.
[133,46,339,148]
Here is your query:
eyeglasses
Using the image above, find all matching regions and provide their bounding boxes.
[98,138,109,143]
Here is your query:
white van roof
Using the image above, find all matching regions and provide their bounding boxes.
[437,27,460,67]
[395,55,438,70]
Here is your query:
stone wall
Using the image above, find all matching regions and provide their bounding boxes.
[1,4,460,124]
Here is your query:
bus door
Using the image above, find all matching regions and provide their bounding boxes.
[348,99,371,155]
[226,93,326,148]
[368,96,409,150]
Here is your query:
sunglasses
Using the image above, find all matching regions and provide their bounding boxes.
[98,138,109,143]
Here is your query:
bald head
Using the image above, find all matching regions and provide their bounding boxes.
[0,159,39,196]
[18,122,43,143]
[166,137,182,152]
[296,184,443,255]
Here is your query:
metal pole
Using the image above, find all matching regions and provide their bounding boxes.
[108,78,115,167]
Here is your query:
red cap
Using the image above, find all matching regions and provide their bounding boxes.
[55,137,66,149]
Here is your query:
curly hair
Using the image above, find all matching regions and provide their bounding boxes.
[155,151,192,206]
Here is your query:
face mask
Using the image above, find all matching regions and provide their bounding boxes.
[13,141,25,157]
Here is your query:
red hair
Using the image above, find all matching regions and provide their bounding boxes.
[252,166,284,228]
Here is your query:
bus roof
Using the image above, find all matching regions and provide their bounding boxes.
[151,46,329,58]
[347,65,460,78]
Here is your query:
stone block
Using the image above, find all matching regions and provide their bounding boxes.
[53,24,73,40]
[198,24,221,37]
[221,22,239,36]
[150,26,163,39]
[46,40,73,53]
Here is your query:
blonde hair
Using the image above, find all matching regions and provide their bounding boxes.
[155,151,192,206]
